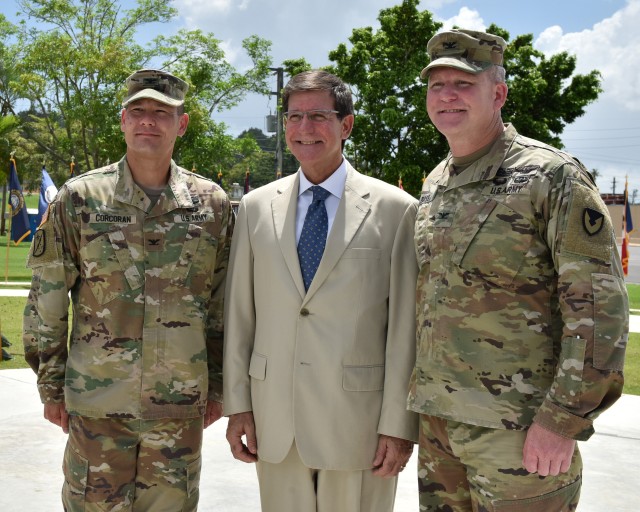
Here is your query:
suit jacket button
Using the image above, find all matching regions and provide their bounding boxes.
[300,308,310,316]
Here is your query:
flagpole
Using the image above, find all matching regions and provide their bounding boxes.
[622,175,631,276]
[4,152,15,284]
[4,206,9,284]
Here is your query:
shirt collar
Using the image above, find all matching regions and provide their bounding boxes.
[298,159,347,200]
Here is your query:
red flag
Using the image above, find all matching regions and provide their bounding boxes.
[622,178,634,276]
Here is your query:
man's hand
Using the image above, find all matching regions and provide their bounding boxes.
[204,401,223,428]
[372,434,413,478]
[226,412,258,463]
[44,402,69,434]
[522,422,576,476]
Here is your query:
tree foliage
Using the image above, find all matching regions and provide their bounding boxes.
[494,25,602,147]
[0,0,273,187]
[224,128,298,190]
[329,0,602,197]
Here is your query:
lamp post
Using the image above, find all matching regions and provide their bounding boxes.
[269,67,284,179]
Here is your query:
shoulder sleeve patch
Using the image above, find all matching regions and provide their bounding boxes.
[27,205,61,268]
[562,180,614,262]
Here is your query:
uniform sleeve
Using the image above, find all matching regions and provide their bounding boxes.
[222,198,256,416]
[378,199,420,443]
[206,193,235,403]
[22,190,81,404]
[533,165,628,441]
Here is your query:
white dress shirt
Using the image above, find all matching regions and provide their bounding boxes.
[295,160,347,244]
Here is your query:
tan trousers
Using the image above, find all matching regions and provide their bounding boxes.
[256,441,398,512]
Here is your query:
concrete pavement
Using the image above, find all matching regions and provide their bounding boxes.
[2,369,639,510]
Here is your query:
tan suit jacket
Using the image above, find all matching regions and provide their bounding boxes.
[223,163,418,470]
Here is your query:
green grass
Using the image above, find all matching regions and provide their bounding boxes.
[0,235,34,282]
[624,334,640,395]
[1,228,639,395]
[24,193,39,209]
[1,291,639,395]
[0,192,39,282]
[0,296,29,369]
[627,283,640,311]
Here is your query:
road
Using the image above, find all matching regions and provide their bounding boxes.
[624,244,640,284]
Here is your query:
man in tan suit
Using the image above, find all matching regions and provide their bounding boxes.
[223,70,418,512]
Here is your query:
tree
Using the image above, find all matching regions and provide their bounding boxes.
[153,29,274,180]
[0,14,19,118]
[3,0,273,186]
[224,128,298,190]
[8,0,176,183]
[494,24,602,148]
[329,0,602,197]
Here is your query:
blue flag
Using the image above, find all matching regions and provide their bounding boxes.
[8,158,31,244]
[37,166,58,226]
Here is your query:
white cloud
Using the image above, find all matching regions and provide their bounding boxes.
[219,39,239,65]
[437,6,486,32]
[174,0,253,26]
[534,0,640,112]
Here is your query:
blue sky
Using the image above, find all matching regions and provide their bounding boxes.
[1,0,638,196]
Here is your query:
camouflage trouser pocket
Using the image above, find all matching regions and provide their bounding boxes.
[492,477,581,512]
[186,456,202,498]
[62,446,88,511]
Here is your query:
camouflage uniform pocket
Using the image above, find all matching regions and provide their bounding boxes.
[455,200,533,289]
[592,273,628,371]
[62,445,88,510]
[550,337,586,408]
[168,224,217,295]
[79,233,132,305]
[185,456,202,498]
[491,477,581,511]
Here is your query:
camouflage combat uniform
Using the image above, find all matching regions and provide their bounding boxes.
[409,124,628,510]
[23,157,233,511]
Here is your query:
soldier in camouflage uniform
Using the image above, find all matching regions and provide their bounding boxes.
[22,69,234,511]
[409,29,628,511]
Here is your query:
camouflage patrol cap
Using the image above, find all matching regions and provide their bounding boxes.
[420,29,506,79]
[122,69,189,107]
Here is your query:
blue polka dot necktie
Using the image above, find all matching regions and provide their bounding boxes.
[298,186,330,291]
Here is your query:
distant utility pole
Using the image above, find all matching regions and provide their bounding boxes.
[269,67,284,179]
[612,177,617,196]
[633,189,638,205]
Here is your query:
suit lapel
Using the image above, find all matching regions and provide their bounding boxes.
[272,173,306,298]
[304,164,371,301]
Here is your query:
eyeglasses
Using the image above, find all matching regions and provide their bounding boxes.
[283,110,339,124]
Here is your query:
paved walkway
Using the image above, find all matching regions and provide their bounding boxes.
[1,285,638,510]
[1,368,638,511]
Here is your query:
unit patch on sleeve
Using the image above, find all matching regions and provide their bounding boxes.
[26,209,60,268]
[583,208,604,236]
[562,180,613,262]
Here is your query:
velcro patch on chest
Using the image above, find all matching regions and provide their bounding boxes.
[173,213,214,223]
[145,232,165,251]
[90,213,136,224]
